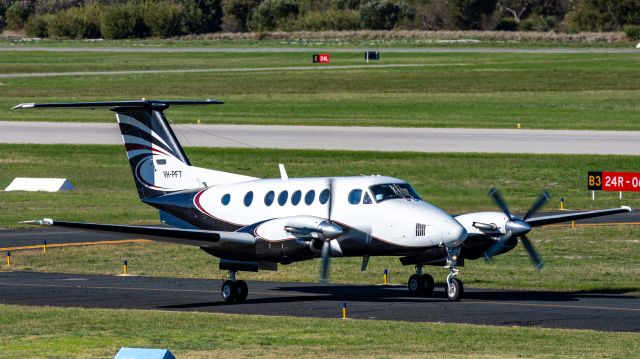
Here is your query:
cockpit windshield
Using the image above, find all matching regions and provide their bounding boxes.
[369,183,421,203]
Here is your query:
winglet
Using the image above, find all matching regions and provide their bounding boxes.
[20,218,53,226]
[621,206,633,212]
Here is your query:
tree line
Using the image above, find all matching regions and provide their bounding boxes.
[1,0,640,39]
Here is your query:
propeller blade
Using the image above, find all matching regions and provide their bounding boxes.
[519,235,544,270]
[488,187,511,218]
[319,241,331,283]
[483,232,512,261]
[523,190,551,221]
[327,178,334,222]
[361,255,370,272]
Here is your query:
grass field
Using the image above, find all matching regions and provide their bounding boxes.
[1,304,638,358]
[1,50,640,129]
[1,144,638,228]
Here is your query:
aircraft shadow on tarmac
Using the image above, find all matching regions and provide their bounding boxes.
[158,284,638,309]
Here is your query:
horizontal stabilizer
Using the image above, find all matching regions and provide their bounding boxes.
[22,219,255,247]
[526,206,632,227]
[12,99,222,110]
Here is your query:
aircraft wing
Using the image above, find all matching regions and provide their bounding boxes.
[525,206,632,227]
[22,219,256,247]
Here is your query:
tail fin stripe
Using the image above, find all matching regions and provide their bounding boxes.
[124,143,171,157]
[119,124,179,158]
[118,115,174,151]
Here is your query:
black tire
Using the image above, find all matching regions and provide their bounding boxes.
[408,274,424,295]
[236,280,248,302]
[421,273,435,296]
[446,278,464,302]
[221,280,237,303]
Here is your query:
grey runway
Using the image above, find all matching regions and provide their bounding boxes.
[2,121,640,154]
[1,271,638,332]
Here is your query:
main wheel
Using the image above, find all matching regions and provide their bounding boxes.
[221,280,237,303]
[236,280,248,302]
[446,278,464,302]
[421,273,435,295]
[408,274,424,295]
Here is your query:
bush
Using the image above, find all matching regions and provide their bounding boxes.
[293,9,360,31]
[142,2,185,37]
[221,0,259,32]
[24,13,50,37]
[624,24,640,40]
[100,3,148,39]
[34,0,84,15]
[360,0,401,30]
[0,15,4,33]
[5,0,34,30]
[495,17,517,31]
[183,0,222,34]
[250,0,299,31]
[47,4,101,38]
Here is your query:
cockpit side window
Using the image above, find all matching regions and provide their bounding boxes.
[363,192,372,204]
[369,183,421,203]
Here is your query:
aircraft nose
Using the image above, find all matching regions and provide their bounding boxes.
[441,218,467,247]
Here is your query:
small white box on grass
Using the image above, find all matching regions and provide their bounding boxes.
[4,177,74,192]
[114,347,175,359]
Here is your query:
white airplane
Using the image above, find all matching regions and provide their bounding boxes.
[15,99,632,303]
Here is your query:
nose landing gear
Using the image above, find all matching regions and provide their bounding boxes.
[221,270,249,303]
[445,246,463,301]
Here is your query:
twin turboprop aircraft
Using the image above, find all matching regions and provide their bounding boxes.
[15,99,632,302]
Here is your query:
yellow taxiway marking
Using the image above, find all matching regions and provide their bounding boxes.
[548,222,640,228]
[0,238,151,252]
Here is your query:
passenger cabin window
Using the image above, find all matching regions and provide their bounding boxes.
[369,183,421,203]
[278,190,288,206]
[221,194,231,206]
[363,192,372,204]
[244,191,253,207]
[291,190,302,205]
[305,190,315,205]
[348,189,362,205]
[264,191,275,206]
[319,189,330,204]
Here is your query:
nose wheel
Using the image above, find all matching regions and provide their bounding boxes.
[221,271,249,303]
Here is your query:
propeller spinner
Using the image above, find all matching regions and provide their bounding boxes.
[483,187,549,270]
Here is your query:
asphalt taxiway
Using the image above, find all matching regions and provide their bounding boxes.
[1,271,638,332]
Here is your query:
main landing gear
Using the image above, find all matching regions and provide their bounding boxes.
[221,270,248,303]
[407,265,435,296]
[406,246,464,302]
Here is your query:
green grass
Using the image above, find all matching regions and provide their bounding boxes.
[2,51,640,129]
[1,144,638,228]
[0,304,638,358]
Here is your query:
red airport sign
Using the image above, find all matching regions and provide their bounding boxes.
[313,54,331,63]
[588,171,640,192]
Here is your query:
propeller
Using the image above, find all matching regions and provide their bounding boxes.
[319,178,337,284]
[483,187,549,270]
